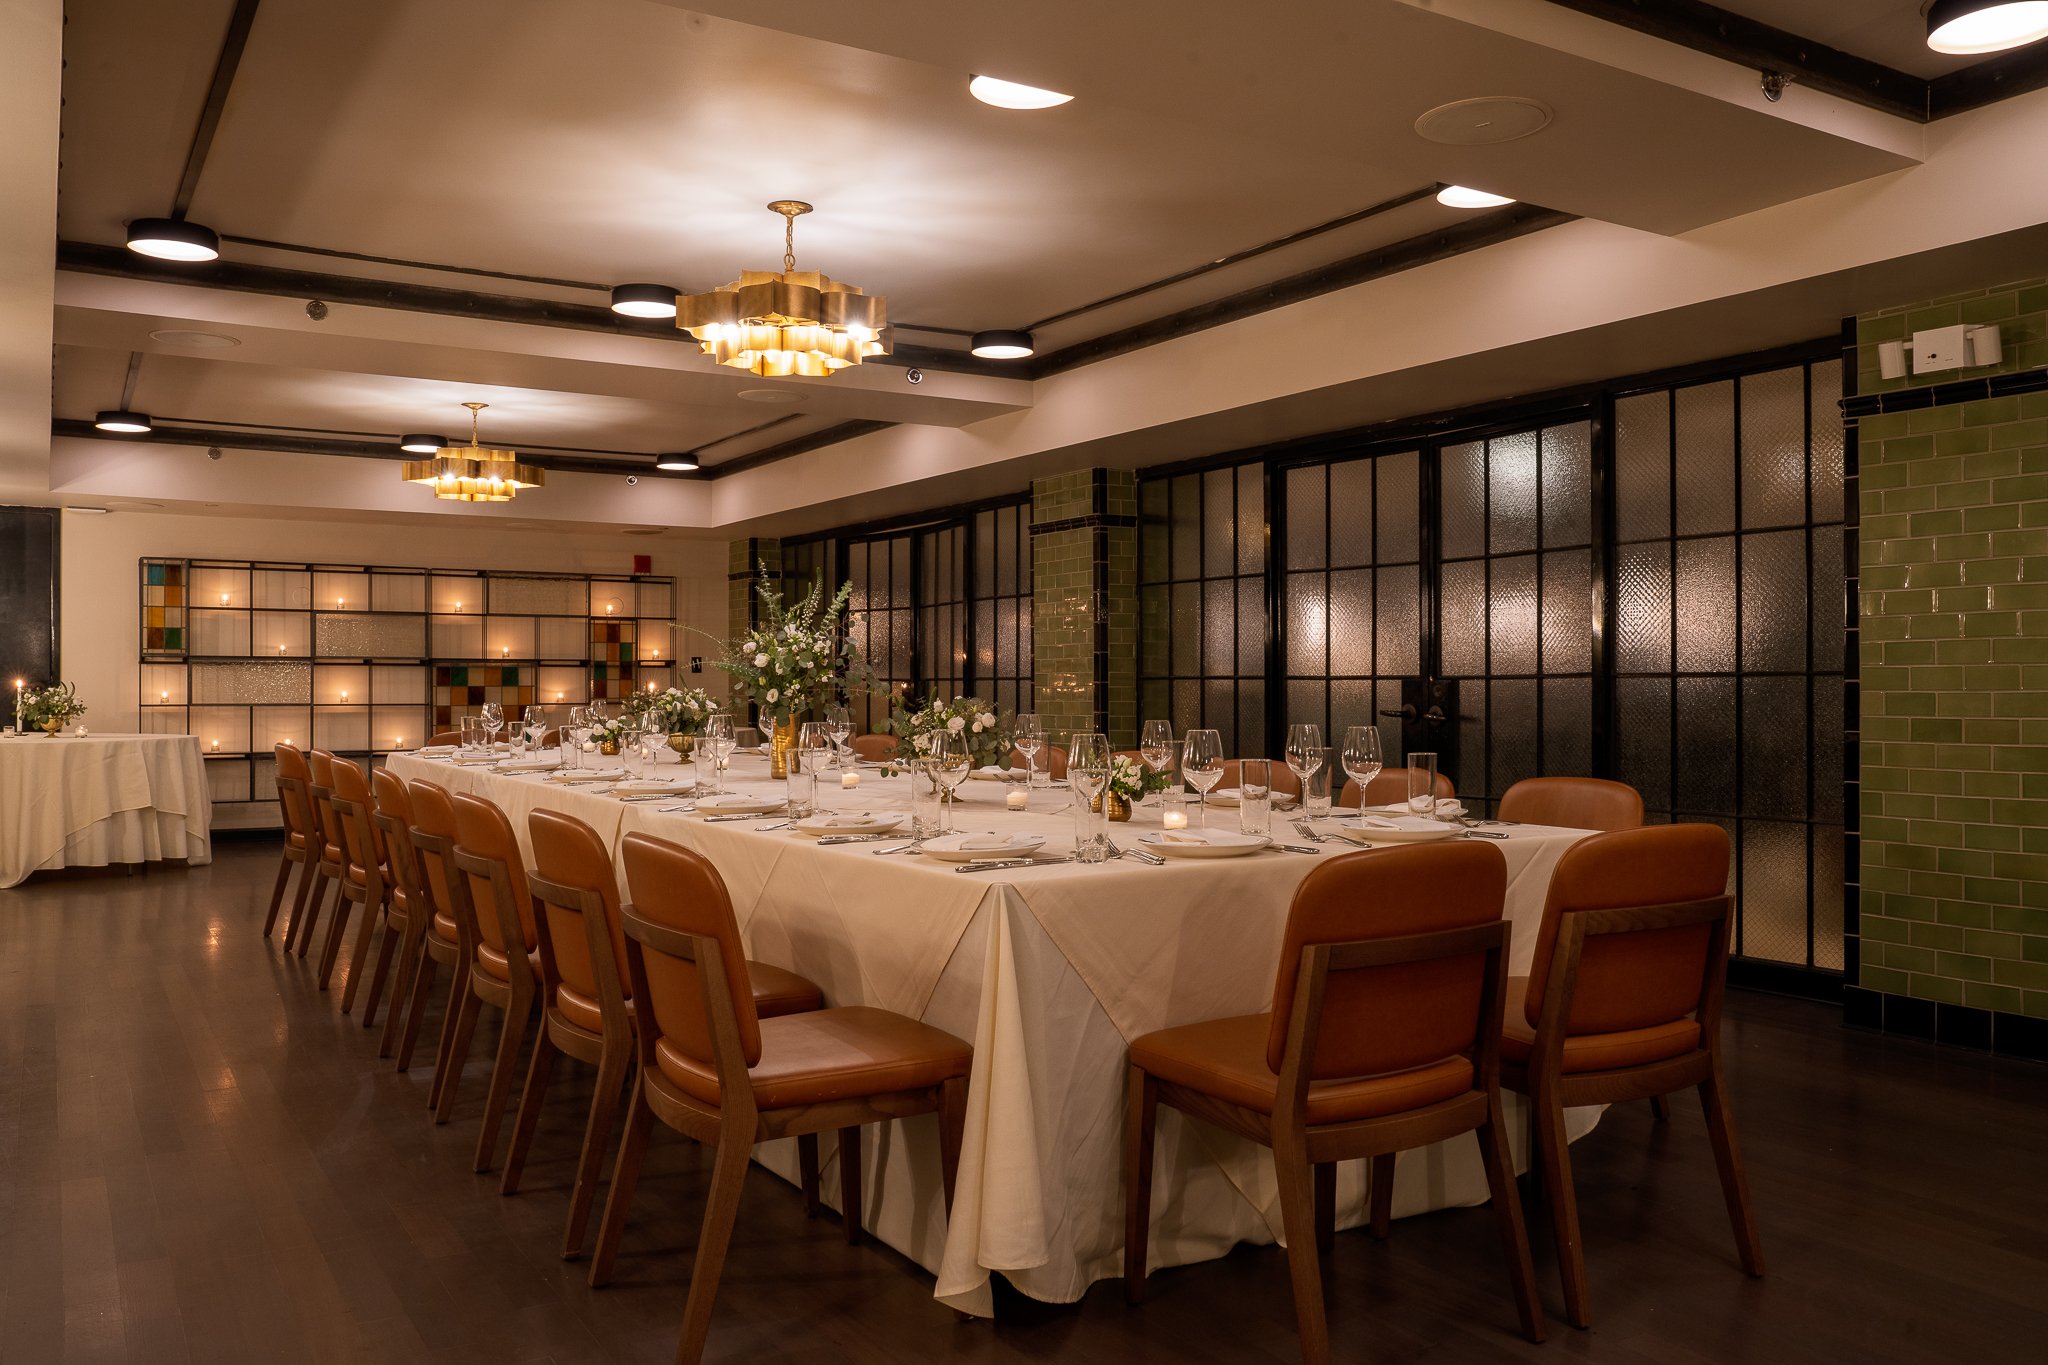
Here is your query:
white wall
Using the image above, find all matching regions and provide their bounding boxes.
[57,508,730,736]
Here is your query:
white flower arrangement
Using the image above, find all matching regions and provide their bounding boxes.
[1107,754,1148,800]
[715,564,871,722]
[878,694,1010,770]
[20,681,86,732]
[635,685,718,735]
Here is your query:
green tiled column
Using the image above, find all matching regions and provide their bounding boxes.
[1031,469,1138,748]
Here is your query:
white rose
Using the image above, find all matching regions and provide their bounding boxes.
[971,719,985,732]
[754,652,769,667]
[766,689,779,704]
[948,716,966,733]
[978,712,995,728]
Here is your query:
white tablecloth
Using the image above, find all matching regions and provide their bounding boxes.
[0,733,213,888]
[389,751,1598,1314]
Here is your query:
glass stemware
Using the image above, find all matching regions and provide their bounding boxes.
[927,730,972,834]
[1013,712,1044,784]
[705,712,736,795]
[1140,719,1174,801]
[566,709,593,772]
[1067,732,1112,861]
[1341,724,1384,827]
[826,704,853,770]
[480,701,504,748]
[1180,729,1224,830]
[1285,723,1323,796]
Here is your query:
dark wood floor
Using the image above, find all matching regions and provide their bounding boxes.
[2,839,2044,1363]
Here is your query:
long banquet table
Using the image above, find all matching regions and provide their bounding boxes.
[0,732,213,889]
[387,748,1601,1315]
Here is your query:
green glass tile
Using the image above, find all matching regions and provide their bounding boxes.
[1963,982,2026,1013]
[1937,899,1993,929]
[1860,965,1910,994]
[1992,958,2048,991]
[1908,974,1965,1005]
[1963,396,2022,427]
[1909,921,1965,952]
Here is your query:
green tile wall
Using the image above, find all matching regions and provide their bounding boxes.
[1031,469,1138,747]
[1855,278,2048,1020]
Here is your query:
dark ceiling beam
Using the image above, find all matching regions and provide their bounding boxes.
[172,0,263,217]
[1930,40,2048,117]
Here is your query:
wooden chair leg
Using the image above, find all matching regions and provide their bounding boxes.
[1650,1094,1671,1122]
[279,857,318,949]
[338,894,386,1013]
[262,854,295,936]
[1476,1103,1547,1344]
[589,1078,656,1288]
[395,952,436,1072]
[1369,1155,1395,1240]
[1698,1063,1765,1277]
[1314,1162,1336,1252]
[360,924,399,1029]
[314,893,354,989]
[562,1046,630,1258]
[1532,1087,1591,1330]
[674,1132,754,1365]
[797,1134,822,1218]
[1122,1065,1157,1304]
[837,1126,863,1245]
[472,1000,531,1173]
[434,983,483,1125]
[938,1075,967,1215]
[427,958,469,1110]
[292,868,332,956]
[380,929,426,1059]
[500,1025,558,1194]
[1271,1138,1332,1365]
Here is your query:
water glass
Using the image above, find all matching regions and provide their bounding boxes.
[1238,759,1273,838]
[1342,725,1384,819]
[1069,732,1112,863]
[1140,719,1175,796]
[1303,748,1334,819]
[786,766,817,819]
[910,769,943,838]
[1407,751,1440,817]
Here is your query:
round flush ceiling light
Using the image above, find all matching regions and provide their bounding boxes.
[969,75,1073,109]
[609,282,679,319]
[970,329,1035,360]
[125,217,221,262]
[654,452,701,472]
[398,433,449,454]
[1436,185,1517,209]
[1414,96,1553,145]
[147,329,240,349]
[93,409,153,433]
[736,387,801,405]
[1926,0,2048,52]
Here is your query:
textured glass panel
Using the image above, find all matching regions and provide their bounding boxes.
[1541,422,1593,547]
[1172,680,1201,737]
[1439,560,1486,676]
[1288,679,1328,742]
[1615,543,1672,673]
[1741,530,1807,673]
[976,601,999,676]
[1285,466,1327,571]
[1489,430,1539,555]
[1204,468,1235,577]
[1285,573,1326,676]
[1017,607,1032,703]
[1375,680,1409,768]
[1440,441,1485,560]
[1141,480,1171,584]
[487,576,587,615]
[976,510,997,597]
[1236,464,1265,577]
[1237,579,1265,676]
[890,611,913,681]
[1812,824,1845,970]
[1002,506,1023,596]
[1741,821,1808,965]
[1237,681,1266,760]
[996,600,1019,678]
[890,537,912,609]
[1812,677,1843,824]
[1676,538,1737,673]
[1204,579,1234,676]
[1171,583,1199,674]
[1376,565,1420,677]
[1489,555,1539,676]
[1170,475,1200,580]
[1454,680,1486,803]
[1377,451,1420,563]
[1741,367,1808,530]
[1811,529,1844,674]
[317,613,425,658]
[1331,680,1372,754]
[1329,459,1374,567]
[1329,569,1371,676]
[193,661,312,706]
[1742,676,1808,820]
[1616,392,1671,542]
[1676,381,1736,535]
[1542,677,1592,777]
[1616,677,1673,813]
[535,617,586,658]
[1142,680,1169,731]
[1676,677,1737,813]
[1489,679,1538,801]
[1204,680,1238,753]
[1810,361,1845,525]
[1541,549,1591,674]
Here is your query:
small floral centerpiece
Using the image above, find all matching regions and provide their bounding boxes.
[589,713,633,756]
[878,694,1011,772]
[22,682,86,735]
[640,685,717,735]
[716,564,872,775]
[1098,754,1149,821]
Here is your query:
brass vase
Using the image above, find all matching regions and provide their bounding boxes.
[666,732,696,761]
[1091,790,1133,822]
[769,715,798,779]
[598,737,621,756]
[40,719,62,736]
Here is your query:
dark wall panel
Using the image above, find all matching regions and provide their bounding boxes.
[0,507,59,693]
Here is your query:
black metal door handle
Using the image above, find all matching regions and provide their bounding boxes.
[1379,705,1417,722]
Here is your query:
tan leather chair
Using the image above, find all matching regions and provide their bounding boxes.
[1218,758,1305,800]
[264,744,318,939]
[369,770,429,1056]
[511,809,826,1258]
[1338,767,1455,809]
[287,749,350,958]
[445,791,542,1172]
[1496,776,1645,832]
[426,729,462,747]
[848,733,898,761]
[1499,823,1761,1329]
[592,833,972,1361]
[1015,743,1068,779]
[395,780,474,1096]
[318,758,385,1004]
[1125,842,1543,1363]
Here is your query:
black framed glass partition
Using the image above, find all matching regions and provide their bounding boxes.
[1139,462,1267,756]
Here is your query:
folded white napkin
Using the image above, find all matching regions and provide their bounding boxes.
[546,770,616,783]
[499,758,560,773]
[450,753,499,766]
[1360,814,1449,832]
[959,832,1025,851]
[1159,831,1213,845]
[418,745,457,755]
[816,812,888,827]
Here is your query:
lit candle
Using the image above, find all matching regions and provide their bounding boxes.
[394,737,403,748]
[12,678,23,732]
[501,645,510,658]
[337,596,345,608]
[651,648,660,659]
[842,770,861,789]
[1006,787,1028,811]
[219,592,229,606]
[555,692,564,702]
[646,681,656,693]
[339,689,349,703]
[605,603,615,615]
[159,690,169,703]
[278,643,287,655]
[455,600,463,612]
[1163,802,1189,831]
[210,738,219,752]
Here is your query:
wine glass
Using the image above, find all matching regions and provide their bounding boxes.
[926,730,972,833]
[1068,733,1112,860]
[705,712,736,795]
[1014,712,1044,783]
[1342,725,1384,827]
[1180,729,1224,830]
[566,708,593,772]
[1140,720,1175,801]
[480,701,504,749]
[1285,723,1323,802]
[826,704,853,770]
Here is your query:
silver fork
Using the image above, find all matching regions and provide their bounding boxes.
[1111,841,1165,865]
[1292,820,1331,844]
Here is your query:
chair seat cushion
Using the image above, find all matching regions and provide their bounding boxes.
[558,960,821,1035]
[286,831,308,851]
[432,911,460,945]
[477,942,540,983]
[1129,1013,1474,1125]
[1499,976,1702,1072]
[654,1006,971,1110]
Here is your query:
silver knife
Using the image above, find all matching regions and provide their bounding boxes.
[819,832,899,846]
[1463,829,1510,840]
[703,811,783,822]
[1264,842,1321,854]
[956,857,1067,872]
[655,803,697,813]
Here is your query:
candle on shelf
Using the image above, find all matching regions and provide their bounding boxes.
[651,648,660,659]
[455,600,463,612]
[555,692,564,703]
[842,770,861,789]
[339,689,349,703]
[278,643,287,655]
[646,681,656,694]
[337,596,345,608]
[394,737,403,748]
[219,592,229,606]
[159,690,169,703]
[501,645,510,658]
[1006,787,1028,811]
[210,738,219,752]
[605,603,616,615]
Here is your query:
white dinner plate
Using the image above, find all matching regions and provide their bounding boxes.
[1138,830,1270,858]
[1368,801,1468,820]
[693,794,786,815]
[1202,787,1242,806]
[968,766,1027,782]
[920,832,1048,862]
[793,811,905,837]
[546,769,620,784]
[1336,815,1463,843]
[608,779,687,796]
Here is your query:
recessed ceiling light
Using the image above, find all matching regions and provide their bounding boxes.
[93,409,152,433]
[63,505,111,515]
[970,329,1036,360]
[125,217,220,262]
[655,452,701,472]
[1927,0,2048,52]
[610,282,679,319]
[969,75,1073,110]
[398,433,449,454]
[737,387,801,405]
[1414,96,1553,146]
[1436,185,1517,209]
[148,329,240,349]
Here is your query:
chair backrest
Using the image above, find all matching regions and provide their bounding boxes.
[619,832,762,1070]
[1016,744,1069,779]
[371,769,423,913]
[1523,824,1731,1036]
[1219,758,1305,799]
[328,758,380,880]
[273,743,313,837]
[1266,841,1508,1080]
[427,729,462,747]
[407,779,464,936]
[1497,776,1644,833]
[1339,767,1455,809]
[527,808,631,1017]
[849,733,898,761]
[307,749,344,856]
[450,792,538,955]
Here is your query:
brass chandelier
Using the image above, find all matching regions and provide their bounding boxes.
[401,402,544,502]
[677,201,889,378]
